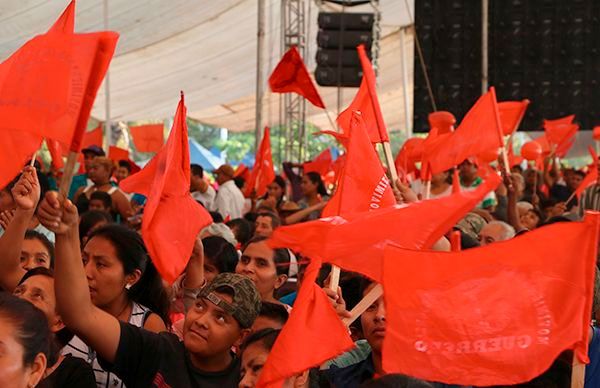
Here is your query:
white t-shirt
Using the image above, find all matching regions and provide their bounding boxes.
[411,179,453,200]
[192,185,216,211]
[214,180,246,220]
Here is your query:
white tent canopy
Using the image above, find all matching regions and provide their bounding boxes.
[0,0,415,133]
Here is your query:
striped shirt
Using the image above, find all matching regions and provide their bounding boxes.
[62,302,151,388]
[579,184,600,218]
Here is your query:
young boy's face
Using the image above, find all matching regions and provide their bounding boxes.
[89,199,108,212]
[183,292,247,358]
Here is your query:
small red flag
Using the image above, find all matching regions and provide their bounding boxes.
[543,114,575,128]
[120,94,212,284]
[395,137,425,179]
[573,147,599,200]
[422,88,504,176]
[337,45,389,143]
[314,130,349,149]
[129,124,164,153]
[47,0,75,34]
[244,127,275,198]
[256,259,354,387]
[269,46,325,109]
[268,173,501,283]
[382,213,600,386]
[234,163,251,182]
[498,100,529,136]
[108,146,130,163]
[80,125,103,151]
[303,148,333,177]
[322,112,395,217]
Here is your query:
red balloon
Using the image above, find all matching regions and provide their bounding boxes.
[593,126,600,141]
[521,141,543,161]
[478,148,499,163]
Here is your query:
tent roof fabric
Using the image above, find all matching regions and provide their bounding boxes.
[0,0,415,133]
[188,138,224,171]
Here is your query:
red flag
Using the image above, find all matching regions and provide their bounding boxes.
[80,125,103,150]
[498,100,529,136]
[382,213,600,386]
[422,88,504,176]
[0,3,118,150]
[322,112,395,217]
[120,94,212,284]
[47,0,75,34]
[428,111,456,135]
[108,146,130,163]
[0,132,42,188]
[244,127,275,198]
[129,124,164,153]
[269,46,325,109]
[234,163,251,182]
[573,147,599,199]
[337,45,389,143]
[256,259,353,387]
[303,149,333,177]
[46,139,65,170]
[543,114,575,128]
[268,173,501,283]
[314,130,349,149]
[395,137,425,179]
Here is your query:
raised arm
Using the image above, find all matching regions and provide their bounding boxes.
[285,201,327,225]
[0,167,38,291]
[506,174,526,233]
[181,234,205,311]
[37,191,121,363]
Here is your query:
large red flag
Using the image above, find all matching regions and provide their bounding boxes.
[129,124,164,153]
[120,95,212,284]
[322,112,395,217]
[244,127,276,198]
[46,139,65,170]
[47,0,75,34]
[422,88,504,176]
[303,148,332,177]
[256,259,354,387]
[269,46,325,109]
[382,213,600,386]
[573,147,599,199]
[498,100,529,135]
[268,173,501,283]
[337,45,389,143]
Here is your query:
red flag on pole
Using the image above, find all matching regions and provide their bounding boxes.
[337,45,389,143]
[47,0,75,34]
[244,127,276,198]
[120,94,212,284]
[268,173,501,283]
[46,139,65,170]
[395,137,425,179]
[129,124,165,153]
[498,100,529,136]
[108,146,130,163]
[322,112,395,217]
[256,259,354,387]
[382,213,600,386]
[269,46,325,109]
[303,148,333,177]
[572,147,599,200]
[422,88,504,176]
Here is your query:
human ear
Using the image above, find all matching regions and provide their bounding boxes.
[26,353,47,388]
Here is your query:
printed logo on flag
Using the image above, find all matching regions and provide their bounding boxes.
[369,175,391,210]
[411,269,552,356]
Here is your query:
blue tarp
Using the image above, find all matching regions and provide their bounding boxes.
[188,138,224,171]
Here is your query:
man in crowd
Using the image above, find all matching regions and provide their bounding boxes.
[213,164,245,220]
[254,211,281,238]
[478,220,515,245]
[114,160,132,184]
[459,159,497,211]
[68,145,105,199]
[88,191,112,214]
[190,164,216,210]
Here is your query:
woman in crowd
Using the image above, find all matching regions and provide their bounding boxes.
[257,176,289,213]
[236,237,290,305]
[285,172,329,224]
[411,170,453,200]
[0,292,51,388]
[14,268,96,386]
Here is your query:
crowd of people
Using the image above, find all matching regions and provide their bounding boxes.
[0,143,599,388]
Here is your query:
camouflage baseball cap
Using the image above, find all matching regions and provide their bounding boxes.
[198,273,261,329]
[455,212,487,240]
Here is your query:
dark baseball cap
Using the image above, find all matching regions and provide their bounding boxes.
[198,273,261,329]
[81,145,105,157]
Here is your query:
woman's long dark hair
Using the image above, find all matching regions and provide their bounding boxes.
[86,224,171,327]
[305,171,328,197]
[0,292,56,367]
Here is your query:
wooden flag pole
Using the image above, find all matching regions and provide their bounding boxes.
[424,179,432,200]
[29,152,37,167]
[58,152,79,197]
[382,141,399,189]
[324,109,338,133]
[342,283,383,327]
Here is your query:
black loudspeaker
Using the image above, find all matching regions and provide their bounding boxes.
[413,0,600,132]
[413,0,482,132]
[315,12,374,87]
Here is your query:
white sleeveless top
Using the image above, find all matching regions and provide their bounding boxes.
[62,302,151,388]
